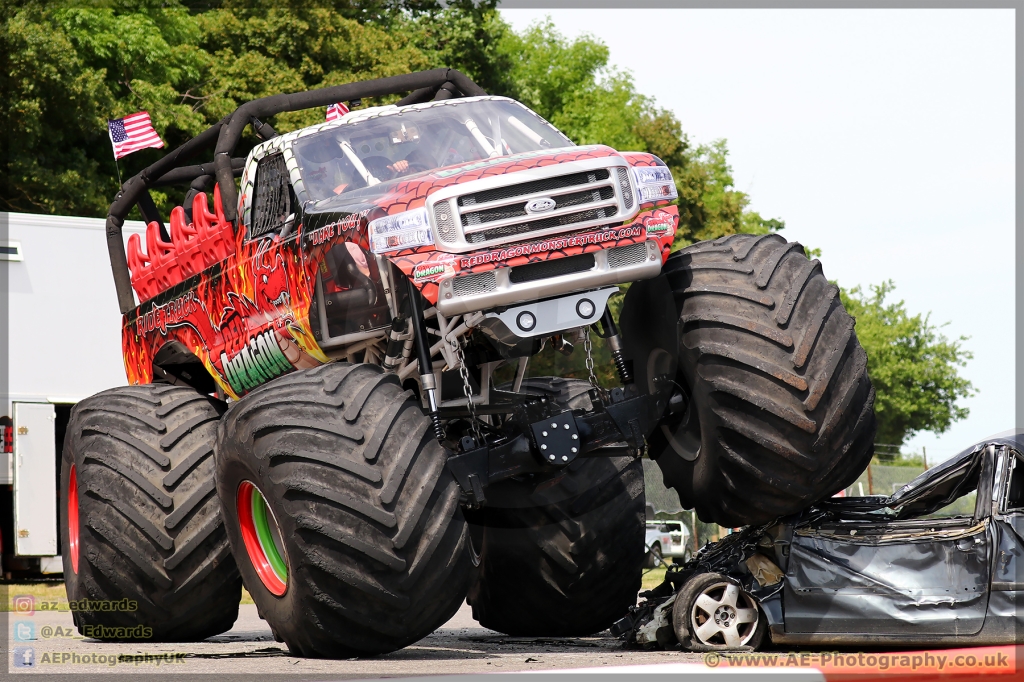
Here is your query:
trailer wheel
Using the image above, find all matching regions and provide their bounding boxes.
[60,384,240,641]
[215,363,471,658]
[621,233,876,527]
[466,378,646,637]
[674,572,766,651]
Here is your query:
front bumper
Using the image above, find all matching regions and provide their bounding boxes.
[435,239,662,316]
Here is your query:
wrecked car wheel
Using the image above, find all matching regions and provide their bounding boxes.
[621,233,876,527]
[466,378,646,637]
[216,363,472,658]
[674,573,766,651]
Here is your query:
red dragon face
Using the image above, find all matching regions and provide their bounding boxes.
[254,239,290,311]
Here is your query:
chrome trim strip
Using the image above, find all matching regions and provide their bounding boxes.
[456,177,615,215]
[435,240,661,316]
[462,199,621,235]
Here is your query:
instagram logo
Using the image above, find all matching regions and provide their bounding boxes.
[12,595,34,615]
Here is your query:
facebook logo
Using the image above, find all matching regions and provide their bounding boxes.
[13,646,35,668]
[13,620,34,641]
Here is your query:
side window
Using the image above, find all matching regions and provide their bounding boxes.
[249,153,295,240]
[921,490,978,519]
[1004,453,1024,511]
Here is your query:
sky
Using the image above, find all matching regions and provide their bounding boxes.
[502,8,1015,463]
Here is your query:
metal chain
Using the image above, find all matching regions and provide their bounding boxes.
[450,334,483,444]
[583,326,600,388]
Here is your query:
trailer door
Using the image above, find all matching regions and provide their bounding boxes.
[13,402,57,556]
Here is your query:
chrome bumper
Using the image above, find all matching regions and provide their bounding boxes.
[435,240,662,316]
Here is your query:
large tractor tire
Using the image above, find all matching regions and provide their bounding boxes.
[60,384,240,641]
[215,363,472,658]
[621,233,876,527]
[466,377,646,636]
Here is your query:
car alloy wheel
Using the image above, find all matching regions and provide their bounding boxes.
[690,581,759,648]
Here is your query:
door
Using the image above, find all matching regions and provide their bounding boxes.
[13,402,56,556]
[988,448,1024,633]
[784,520,990,636]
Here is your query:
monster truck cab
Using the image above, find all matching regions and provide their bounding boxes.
[243,96,679,367]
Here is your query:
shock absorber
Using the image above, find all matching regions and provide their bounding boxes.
[599,307,633,385]
[406,279,446,442]
[381,314,409,372]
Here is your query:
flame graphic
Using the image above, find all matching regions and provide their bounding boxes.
[122,206,328,398]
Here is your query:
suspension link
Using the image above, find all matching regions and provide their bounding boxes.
[406,279,446,442]
[599,307,633,385]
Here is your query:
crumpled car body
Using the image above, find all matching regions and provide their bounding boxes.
[619,431,1024,649]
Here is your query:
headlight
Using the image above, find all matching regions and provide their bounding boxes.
[368,207,434,254]
[631,166,678,203]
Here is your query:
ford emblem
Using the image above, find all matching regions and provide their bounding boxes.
[525,197,557,214]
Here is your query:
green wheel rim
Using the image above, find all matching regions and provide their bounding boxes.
[251,488,288,583]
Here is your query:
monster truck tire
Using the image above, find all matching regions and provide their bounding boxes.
[465,377,646,637]
[215,363,472,658]
[60,384,240,641]
[621,233,876,527]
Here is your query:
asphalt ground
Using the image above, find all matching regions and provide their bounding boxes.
[9,599,707,678]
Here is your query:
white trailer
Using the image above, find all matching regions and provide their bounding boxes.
[1,212,145,578]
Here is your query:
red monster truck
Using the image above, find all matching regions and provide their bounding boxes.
[61,69,874,656]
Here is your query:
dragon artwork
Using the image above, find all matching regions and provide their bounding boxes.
[123,210,327,400]
[122,144,678,399]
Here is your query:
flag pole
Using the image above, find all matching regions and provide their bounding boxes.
[107,118,123,188]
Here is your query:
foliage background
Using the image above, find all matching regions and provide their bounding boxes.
[1,0,972,453]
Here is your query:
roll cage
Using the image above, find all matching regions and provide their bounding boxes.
[104,68,486,314]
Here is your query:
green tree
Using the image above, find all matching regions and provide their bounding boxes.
[841,281,974,449]
[492,20,783,249]
[1,1,433,218]
[3,2,209,215]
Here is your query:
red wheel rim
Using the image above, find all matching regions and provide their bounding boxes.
[237,481,288,596]
[68,465,79,574]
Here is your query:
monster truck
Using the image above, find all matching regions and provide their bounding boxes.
[61,68,874,656]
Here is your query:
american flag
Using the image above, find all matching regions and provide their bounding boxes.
[326,102,350,122]
[107,111,164,159]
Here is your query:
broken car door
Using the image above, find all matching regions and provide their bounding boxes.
[783,452,993,637]
[988,447,1024,634]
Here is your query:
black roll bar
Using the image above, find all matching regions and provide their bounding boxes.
[106,68,485,314]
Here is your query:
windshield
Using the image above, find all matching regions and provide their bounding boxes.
[292,99,572,201]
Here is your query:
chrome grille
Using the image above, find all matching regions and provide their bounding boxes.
[452,270,497,297]
[463,187,616,228]
[616,167,634,210]
[466,207,616,244]
[459,169,610,207]
[607,242,648,269]
[427,158,639,253]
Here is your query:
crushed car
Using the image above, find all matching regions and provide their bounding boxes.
[615,431,1024,651]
